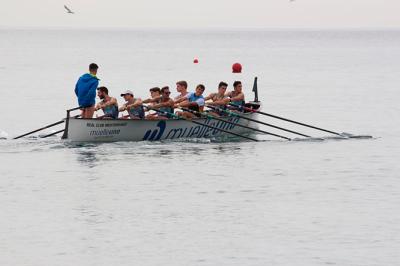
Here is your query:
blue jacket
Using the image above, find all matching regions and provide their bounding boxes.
[75,73,99,108]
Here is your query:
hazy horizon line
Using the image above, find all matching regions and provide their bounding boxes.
[1,25,400,32]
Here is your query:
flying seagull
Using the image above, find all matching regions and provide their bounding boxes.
[64,5,74,14]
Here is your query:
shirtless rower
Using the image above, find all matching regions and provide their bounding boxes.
[205,81,230,116]
[175,84,206,119]
[119,90,144,119]
[174,80,190,102]
[145,86,175,120]
[227,81,245,110]
[95,86,119,119]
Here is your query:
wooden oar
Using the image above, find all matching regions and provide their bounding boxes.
[14,114,81,140]
[229,103,344,137]
[40,129,65,139]
[14,119,67,140]
[180,107,291,141]
[147,107,259,142]
[206,105,311,138]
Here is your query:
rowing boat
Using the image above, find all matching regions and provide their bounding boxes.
[15,77,365,142]
[62,102,261,142]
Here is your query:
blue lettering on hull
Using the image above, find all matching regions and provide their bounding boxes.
[142,117,241,141]
[143,121,166,141]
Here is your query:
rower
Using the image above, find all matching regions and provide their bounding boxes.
[174,80,190,102]
[145,86,175,120]
[119,90,144,119]
[227,81,245,110]
[143,87,162,119]
[205,81,230,116]
[95,86,119,119]
[176,84,206,119]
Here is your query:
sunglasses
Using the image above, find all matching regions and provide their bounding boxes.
[164,91,171,95]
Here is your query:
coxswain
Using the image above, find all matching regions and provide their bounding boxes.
[74,63,99,118]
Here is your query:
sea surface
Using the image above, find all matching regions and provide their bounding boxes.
[0,29,399,266]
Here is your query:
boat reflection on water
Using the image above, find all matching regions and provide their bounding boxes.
[76,150,98,169]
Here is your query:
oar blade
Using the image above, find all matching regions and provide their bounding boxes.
[341,132,374,139]
[228,103,373,139]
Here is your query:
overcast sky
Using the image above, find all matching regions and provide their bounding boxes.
[1,0,400,29]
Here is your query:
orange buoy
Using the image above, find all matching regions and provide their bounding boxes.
[232,63,242,73]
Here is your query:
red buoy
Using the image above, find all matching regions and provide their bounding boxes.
[232,63,242,73]
[194,58,199,64]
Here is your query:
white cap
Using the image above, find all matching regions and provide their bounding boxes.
[120,90,134,97]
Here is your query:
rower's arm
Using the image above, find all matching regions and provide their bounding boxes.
[110,97,118,106]
[208,97,230,106]
[136,98,143,106]
[204,93,214,101]
[153,99,174,109]
[128,98,143,108]
[230,93,244,102]
[119,104,127,112]
[177,100,192,108]
[101,97,118,107]
[95,102,102,111]
[174,96,188,104]
[179,99,203,108]
[143,97,159,104]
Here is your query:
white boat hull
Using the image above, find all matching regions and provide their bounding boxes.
[63,113,259,142]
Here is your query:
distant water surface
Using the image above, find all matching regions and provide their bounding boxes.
[0,29,399,266]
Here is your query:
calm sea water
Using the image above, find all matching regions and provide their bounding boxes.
[0,29,400,266]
